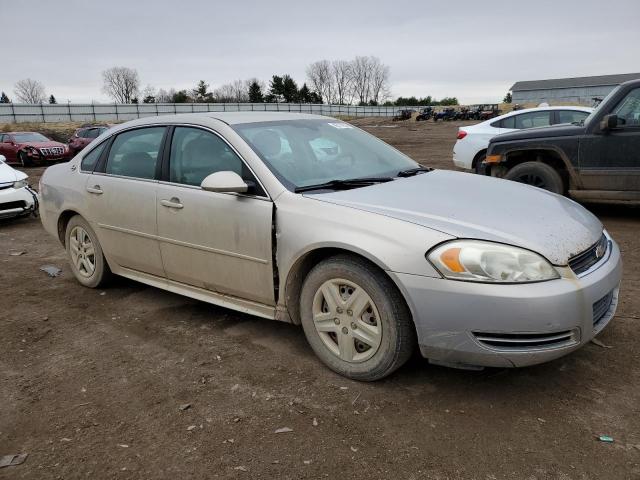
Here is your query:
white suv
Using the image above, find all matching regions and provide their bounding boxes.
[453,106,593,172]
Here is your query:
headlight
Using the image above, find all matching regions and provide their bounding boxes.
[427,240,559,283]
[13,179,28,189]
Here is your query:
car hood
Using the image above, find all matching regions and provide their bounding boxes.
[305,170,602,265]
[0,161,25,183]
[491,124,585,143]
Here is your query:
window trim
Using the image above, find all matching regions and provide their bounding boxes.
[160,124,271,200]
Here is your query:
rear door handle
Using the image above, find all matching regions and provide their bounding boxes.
[160,198,184,209]
[86,185,103,194]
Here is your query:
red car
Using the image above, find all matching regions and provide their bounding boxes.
[0,132,69,167]
[68,125,110,155]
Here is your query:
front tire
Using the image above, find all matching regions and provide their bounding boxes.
[65,216,111,288]
[300,255,416,381]
[504,161,564,194]
[18,151,33,167]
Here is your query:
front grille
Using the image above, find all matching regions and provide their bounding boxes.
[593,290,614,327]
[569,234,608,275]
[473,330,577,351]
[39,146,65,156]
[0,200,27,211]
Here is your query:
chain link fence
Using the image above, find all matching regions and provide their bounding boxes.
[0,102,422,124]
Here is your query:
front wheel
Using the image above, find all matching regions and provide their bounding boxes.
[300,255,416,381]
[503,161,564,194]
[18,151,33,167]
[65,216,112,288]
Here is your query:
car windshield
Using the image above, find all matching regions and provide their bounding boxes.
[13,133,49,143]
[582,86,621,126]
[233,119,419,191]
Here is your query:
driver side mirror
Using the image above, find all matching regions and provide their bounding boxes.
[600,114,619,131]
[201,171,248,193]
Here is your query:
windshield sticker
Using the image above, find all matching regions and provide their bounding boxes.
[327,122,353,129]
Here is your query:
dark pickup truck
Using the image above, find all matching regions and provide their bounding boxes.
[485,78,640,203]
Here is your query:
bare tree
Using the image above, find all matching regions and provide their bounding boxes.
[350,56,374,105]
[231,79,248,102]
[102,67,140,103]
[155,88,172,102]
[369,57,390,104]
[306,60,333,104]
[213,83,236,102]
[14,78,46,103]
[331,60,353,105]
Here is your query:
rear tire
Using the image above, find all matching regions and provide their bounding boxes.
[300,255,416,381]
[65,216,111,288]
[504,161,564,194]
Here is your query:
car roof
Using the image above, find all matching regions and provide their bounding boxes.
[113,112,332,129]
[479,106,593,124]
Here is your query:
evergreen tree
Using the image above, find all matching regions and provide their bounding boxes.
[298,83,311,103]
[48,94,57,104]
[172,90,190,103]
[192,80,213,102]
[269,75,285,102]
[0,92,10,103]
[503,92,512,103]
[282,75,299,103]
[248,81,264,103]
[143,95,156,103]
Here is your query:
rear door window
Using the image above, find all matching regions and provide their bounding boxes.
[105,127,165,180]
[514,111,552,129]
[499,116,516,129]
[81,142,107,172]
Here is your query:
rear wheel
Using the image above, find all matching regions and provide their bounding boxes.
[65,216,111,288]
[300,255,416,381]
[504,161,564,194]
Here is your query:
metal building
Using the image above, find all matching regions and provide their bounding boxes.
[510,73,640,106]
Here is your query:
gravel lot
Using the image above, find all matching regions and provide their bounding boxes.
[1,119,639,479]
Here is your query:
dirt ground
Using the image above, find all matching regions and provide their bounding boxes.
[1,119,639,479]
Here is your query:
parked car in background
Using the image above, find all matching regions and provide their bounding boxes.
[68,125,110,155]
[39,113,621,381]
[453,106,593,172]
[392,109,413,121]
[415,107,434,121]
[485,78,640,201]
[0,132,69,167]
[0,154,37,219]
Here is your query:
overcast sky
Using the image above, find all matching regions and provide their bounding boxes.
[3,0,639,104]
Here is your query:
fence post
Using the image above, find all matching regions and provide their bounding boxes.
[92,103,96,122]
[40,103,45,123]
[115,103,119,121]
[155,102,159,116]
[10,103,16,123]
[136,102,140,119]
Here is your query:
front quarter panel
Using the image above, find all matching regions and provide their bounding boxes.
[275,192,453,301]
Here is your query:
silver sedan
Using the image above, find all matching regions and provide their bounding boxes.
[39,113,622,380]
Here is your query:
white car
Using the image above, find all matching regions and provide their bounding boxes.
[0,154,37,220]
[453,106,593,172]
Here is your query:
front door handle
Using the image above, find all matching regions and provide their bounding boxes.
[160,197,184,209]
[86,185,103,194]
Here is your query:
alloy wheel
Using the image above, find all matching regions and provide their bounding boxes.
[69,226,96,277]
[312,278,382,363]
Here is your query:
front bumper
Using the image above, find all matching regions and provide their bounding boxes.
[0,185,37,219]
[390,238,622,368]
